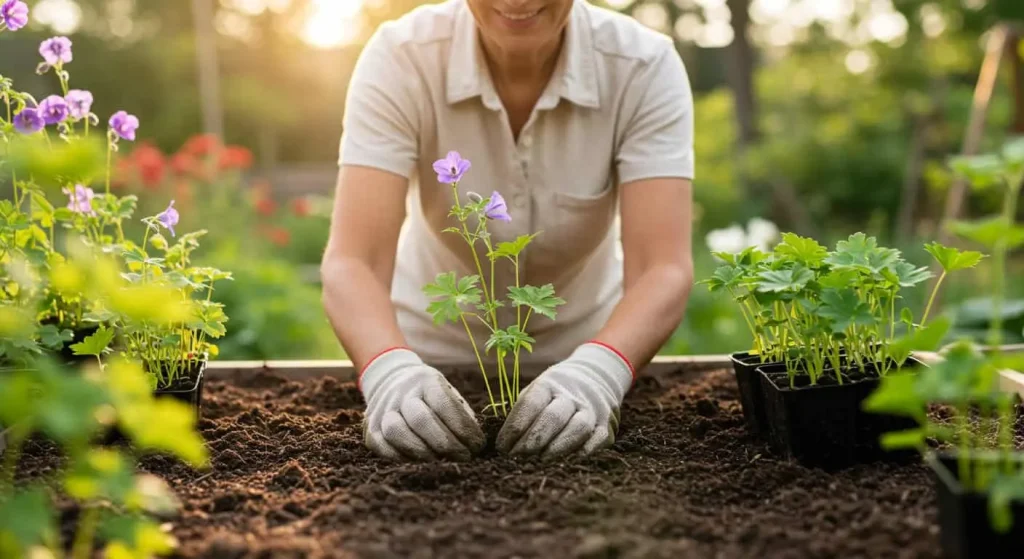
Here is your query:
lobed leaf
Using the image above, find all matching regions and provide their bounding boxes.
[923,242,985,273]
[508,284,566,320]
[949,216,1024,250]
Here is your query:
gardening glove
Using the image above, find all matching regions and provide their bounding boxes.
[360,348,486,462]
[496,342,634,459]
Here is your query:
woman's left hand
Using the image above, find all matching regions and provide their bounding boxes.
[496,342,633,459]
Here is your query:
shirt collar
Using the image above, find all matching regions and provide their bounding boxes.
[445,0,600,110]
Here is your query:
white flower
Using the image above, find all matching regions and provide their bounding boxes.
[747,217,779,251]
[705,224,749,255]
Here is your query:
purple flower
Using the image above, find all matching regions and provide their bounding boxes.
[484,191,511,222]
[39,36,72,65]
[432,151,471,184]
[62,184,95,216]
[12,107,44,134]
[156,200,179,236]
[37,95,69,125]
[65,90,93,119]
[108,110,139,141]
[1,0,29,31]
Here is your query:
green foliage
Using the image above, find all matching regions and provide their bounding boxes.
[701,230,974,384]
[423,176,566,416]
[0,30,216,558]
[867,135,1024,534]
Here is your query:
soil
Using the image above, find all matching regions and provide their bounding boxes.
[16,365,1015,558]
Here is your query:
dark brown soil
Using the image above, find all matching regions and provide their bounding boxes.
[17,367,960,558]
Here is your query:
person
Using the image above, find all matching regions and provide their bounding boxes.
[321,0,694,462]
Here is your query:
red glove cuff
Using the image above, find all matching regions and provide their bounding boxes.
[585,340,636,382]
[357,346,410,390]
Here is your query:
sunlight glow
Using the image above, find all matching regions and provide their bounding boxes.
[303,0,364,48]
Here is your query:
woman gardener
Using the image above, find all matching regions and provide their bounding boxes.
[322,0,695,462]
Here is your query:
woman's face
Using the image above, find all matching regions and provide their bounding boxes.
[466,0,574,53]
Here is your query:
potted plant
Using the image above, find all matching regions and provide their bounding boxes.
[865,136,1024,558]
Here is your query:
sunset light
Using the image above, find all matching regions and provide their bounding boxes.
[303,0,364,48]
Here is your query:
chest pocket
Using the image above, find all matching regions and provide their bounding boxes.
[527,181,617,288]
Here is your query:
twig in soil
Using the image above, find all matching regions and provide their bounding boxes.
[193,471,216,484]
[538,476,547,492]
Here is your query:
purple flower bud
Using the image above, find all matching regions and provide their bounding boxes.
[484,191,512,222]
[65,90,93,119]
[62,184,96,216]
[39,36,72,66]
[12,107,44,134]
[37,95,69,125]
[432,151,471,184]
[156,200,179,236]
[109,110,139,141]
[1,0,29,31]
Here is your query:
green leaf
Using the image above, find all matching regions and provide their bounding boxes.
[65,449,136,503]
[949,216,1024,250]
[818,288,876,332]
[100,513,176,559]
[989,474,1024,534]
[703,265,745,292]
[422,272,482,325]
[878,428,926,450]
[862,373,925,421]
[490,233,539,261]
[948,154,1008,189]
[69,326,115,357]
[923,242,985,272]
[1002,135,1024,168]
[755,267,814,293]
[773,233,828,266]
[30,191,55,228]
[0,487,57,555]
[485,326,536,354]
[884,260,933,288]
[507,284,566,320]
[900,307,915,328]
[818,268,859,289]
[37,324,73,350]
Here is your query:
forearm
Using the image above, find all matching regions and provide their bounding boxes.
[321,255,407,370]
[592,263,693,369]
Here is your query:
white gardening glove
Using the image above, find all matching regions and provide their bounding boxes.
[360,348,486,462]
[496,342,634,459]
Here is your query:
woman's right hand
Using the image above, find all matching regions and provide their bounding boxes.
[359,348,486,462]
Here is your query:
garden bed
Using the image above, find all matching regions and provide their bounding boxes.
[16,360,1023,558]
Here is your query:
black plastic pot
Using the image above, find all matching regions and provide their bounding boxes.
[930,452,1024,559]
[154,361,206,422]
[730,351,777,437]
[757,357,923,469]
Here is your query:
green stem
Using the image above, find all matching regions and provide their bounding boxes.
[105,133,113,194]
[1,422,28,492]
[460,314,496,415]
[71,504,99,559]
[920,272,946,327]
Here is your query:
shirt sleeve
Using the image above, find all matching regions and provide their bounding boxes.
[338,26,421,179]
[614,43,695,185]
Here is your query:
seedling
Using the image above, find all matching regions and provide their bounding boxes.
[422,151,565,416]
[865,135,1024,533]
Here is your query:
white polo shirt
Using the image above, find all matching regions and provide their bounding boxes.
[338,0,694,365]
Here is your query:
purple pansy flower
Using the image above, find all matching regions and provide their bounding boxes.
[156,200,179,236]
[1,0,29,31]
[432,151,471,184]
[12,107,44,134]
[108,110,139,141]
[65,90,93,119]
[39,36,72,65]
[37,95,69,125]
[484,191,512,222]
[62,184,96,216]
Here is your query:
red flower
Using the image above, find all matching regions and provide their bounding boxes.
[265,227,290,247]
[170,152,197,177]
[183,133,220,157]
[291,197,310,217]
[219,145,253,170]
[254,196,276,217]
[132,143,166,189]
